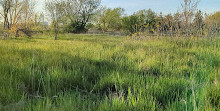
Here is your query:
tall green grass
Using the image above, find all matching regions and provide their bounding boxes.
[0,35,219,111]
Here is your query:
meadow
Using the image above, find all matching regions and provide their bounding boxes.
[0,34,220,111]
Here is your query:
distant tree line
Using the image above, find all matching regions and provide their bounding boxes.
[96,0,220,39]
[0,0,220,40]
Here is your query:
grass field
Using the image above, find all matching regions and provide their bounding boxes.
[0,34,220,111]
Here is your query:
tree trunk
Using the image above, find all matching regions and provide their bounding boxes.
[54,23,58,40]
[15,30,19,37]
[54,32,57,40]
[54,28,57,40]
[103,22,106,33]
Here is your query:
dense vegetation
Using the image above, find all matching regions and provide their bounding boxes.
[0,35,220,110]
[0,0,220,39]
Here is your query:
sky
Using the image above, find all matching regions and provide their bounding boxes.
[36,0,220,15]
[101,0,220,15]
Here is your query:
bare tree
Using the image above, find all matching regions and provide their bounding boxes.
[173,12,182,37]
[20,0,35,29]
[64,0,80,21]
[12,0,35,37]
[0,0,35,37]
[45,0,65,40]
[0,0,12,29]
[8,0,23,28]
[181,0,200,38]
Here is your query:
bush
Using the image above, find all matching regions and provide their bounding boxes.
[64,21,89,33]
[122,15,139,34]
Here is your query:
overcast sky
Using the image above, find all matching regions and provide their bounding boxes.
[36,0,220,15]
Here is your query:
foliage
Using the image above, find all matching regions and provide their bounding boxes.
[64,20,88,33]
[98,7,124,32]
[64,0,101,34]
[204,12,220,36]
[193,10,203,30]
[122,15,140,34]
[1,0,219,38]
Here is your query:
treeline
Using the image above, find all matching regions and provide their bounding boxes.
[96,2,220,38]
[0,0,220,39]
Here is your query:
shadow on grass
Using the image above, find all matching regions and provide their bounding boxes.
[0,41,191,109]
[1,47,138,95]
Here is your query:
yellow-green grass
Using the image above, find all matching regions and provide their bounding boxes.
[0,35,220,111]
